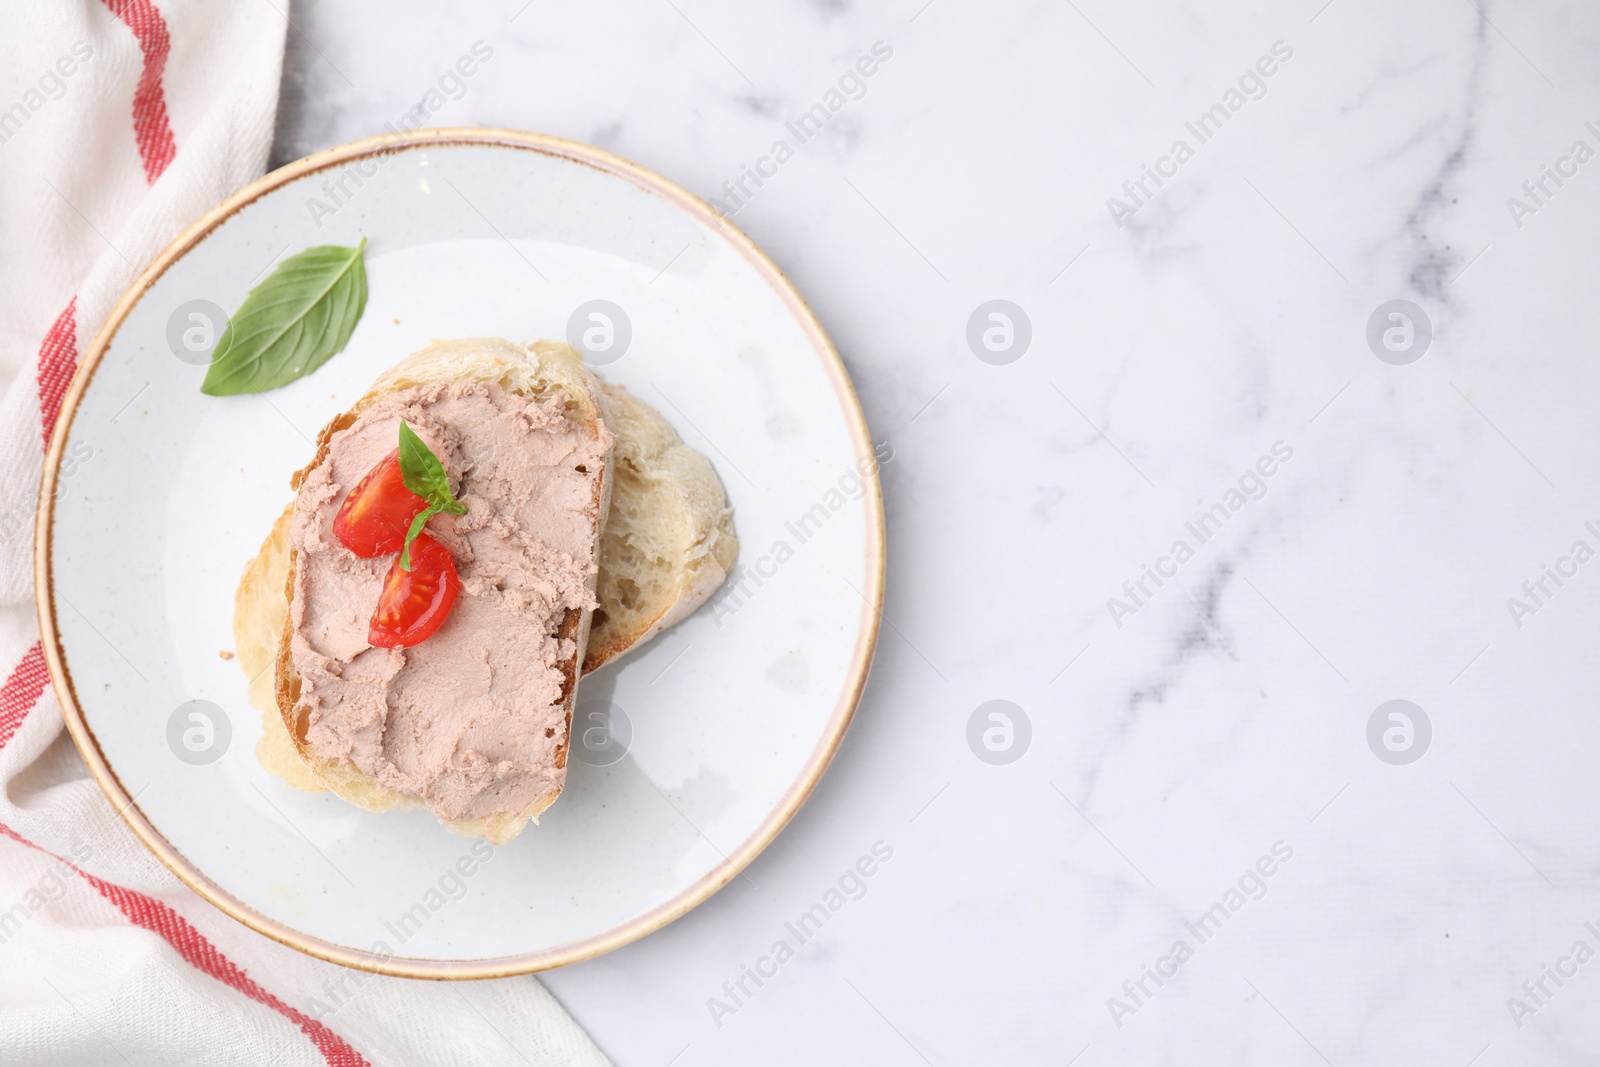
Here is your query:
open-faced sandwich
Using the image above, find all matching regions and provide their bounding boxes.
[232,338,737,843]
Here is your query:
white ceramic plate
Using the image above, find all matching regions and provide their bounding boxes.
[37,129,883,977]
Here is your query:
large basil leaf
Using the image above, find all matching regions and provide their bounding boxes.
[200,238,368,395]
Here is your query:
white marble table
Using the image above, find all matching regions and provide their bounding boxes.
[275,1,1600,1063]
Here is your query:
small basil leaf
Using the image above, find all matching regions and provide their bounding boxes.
[396,421,470,571]
[397,421,454,502]
[400,503,442,572]
[200,238,369,395]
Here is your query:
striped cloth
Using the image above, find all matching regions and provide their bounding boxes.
[0,4,608,1064]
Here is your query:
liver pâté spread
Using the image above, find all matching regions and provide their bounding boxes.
[287,380,611,821]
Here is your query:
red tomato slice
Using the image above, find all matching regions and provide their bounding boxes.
[368,534,460,649]
[333,448,428,558]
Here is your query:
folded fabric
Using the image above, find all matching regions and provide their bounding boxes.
[0,4,608,1063]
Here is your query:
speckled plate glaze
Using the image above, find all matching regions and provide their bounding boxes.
[35,128,883,978]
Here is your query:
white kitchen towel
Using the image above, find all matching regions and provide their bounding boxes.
[0,4,609,1065]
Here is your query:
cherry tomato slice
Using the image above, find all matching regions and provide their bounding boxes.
[333,448,428,558]
[368,534,460,649]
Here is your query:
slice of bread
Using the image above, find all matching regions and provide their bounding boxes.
[587,381,739,673]
[257,338,612,843]
[234,504,324,793]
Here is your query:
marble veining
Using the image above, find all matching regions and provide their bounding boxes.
[275,0,1600,1063]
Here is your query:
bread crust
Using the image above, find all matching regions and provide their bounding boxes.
[267,340,611,843]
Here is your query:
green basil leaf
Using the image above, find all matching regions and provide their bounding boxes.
[395,421,468,570]
[397,421,453,502]
[399,503,442,572]
[200,238,369,395]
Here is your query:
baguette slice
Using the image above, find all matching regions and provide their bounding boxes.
[269,338,611,843]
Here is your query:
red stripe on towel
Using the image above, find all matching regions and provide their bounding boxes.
[0,643,48,752]
[0,822,373,1067]
[36,299,79,448]
[99,0,178,182]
